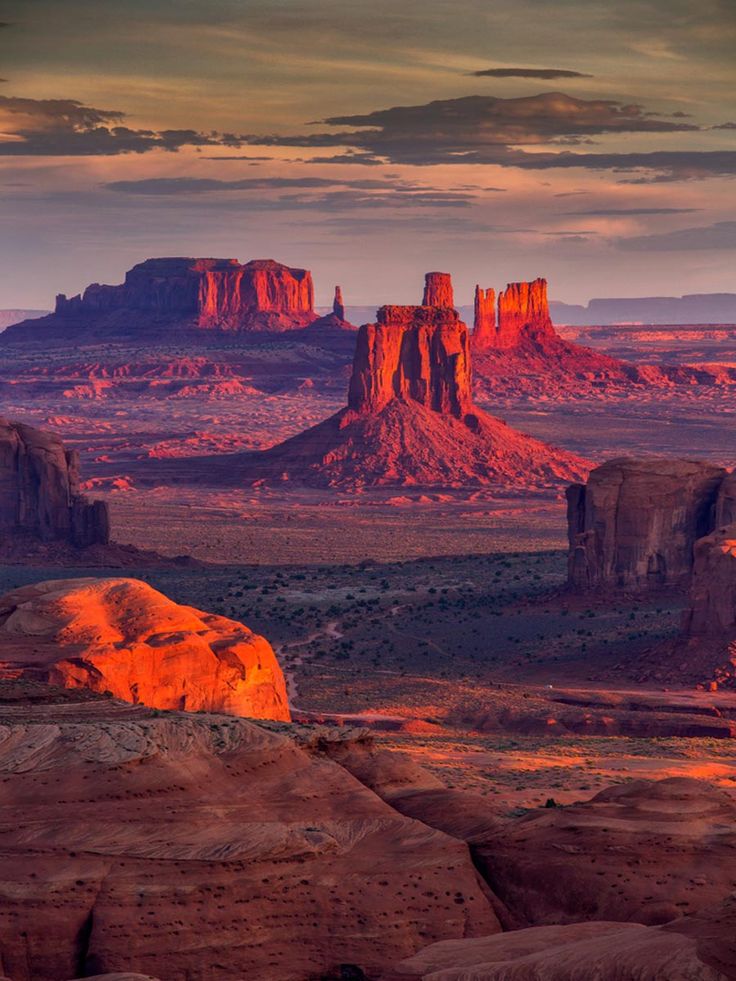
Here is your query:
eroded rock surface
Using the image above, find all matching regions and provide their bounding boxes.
[0,683,498,981]
[567,457,726,591]
[0,417,109,548]
[422,271,455,309]
[470,285,496,353]
[0,578,290,720]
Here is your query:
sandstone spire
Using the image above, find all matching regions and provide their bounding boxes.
[470,285,496,352]
[333,285,345,320]
[422,271,455,309]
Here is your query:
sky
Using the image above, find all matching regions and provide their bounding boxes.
[1,0,735,308]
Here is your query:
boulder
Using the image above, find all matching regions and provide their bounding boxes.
[0,577,290,720]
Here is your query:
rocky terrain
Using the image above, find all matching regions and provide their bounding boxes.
[0,680,498,981]
[0,577,289,719]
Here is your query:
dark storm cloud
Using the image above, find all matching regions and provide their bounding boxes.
[0,95,237,155]
[470,68,592,79]
[564,207,700,215]
[618,220,736,250]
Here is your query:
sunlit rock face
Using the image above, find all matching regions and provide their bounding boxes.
[566,457,726,592]
[495,278,556,349]
[470,285,496,352]
[52,256,315,332]
[0,417,109,548]
[348,304,472,418]
[0,577,290,720]
[422,271,455,309]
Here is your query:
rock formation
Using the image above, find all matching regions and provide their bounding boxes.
[566,458,726,591]
[0,681,499,980]
[9,257,316,339]
[185,298,590,490]
[495,277,556,348]
[394,912,734,980]
[348,305,472,417]
[470,285,496,352]
[472,777,736,929]
[422,271,455,308]
[0,417,109,548]
[333,285,345,320]
[0,578,290,720]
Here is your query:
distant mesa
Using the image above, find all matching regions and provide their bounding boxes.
[552,292,736,326]
[185,273,591,490]
[4,256,319,340]
[566,457,727,592]
[0,416,109,550]
[0,577,290,720]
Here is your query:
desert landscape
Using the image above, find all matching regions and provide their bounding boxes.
[2,1,736,978]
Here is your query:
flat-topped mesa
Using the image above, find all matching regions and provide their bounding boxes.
[567,457,727,592]
[422,271,455,309]
[54,257,315,332]
[495,277,556,348]
[347,305,472,418]
[470,285,496,352]
[0,417,109,548]
[333,285,346,321]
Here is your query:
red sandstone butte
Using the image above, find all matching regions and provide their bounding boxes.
[422,271,455,309]
[197,300,591,489]
[348,305,472,418]
[0,577,290,720]
[26,257,316,336]
[471,285,496,352]
[495,277,556,348]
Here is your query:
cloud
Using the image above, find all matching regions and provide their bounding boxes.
[564,207,700,215]
[103,176,409,194]
[618,220,736,250]
[470,68,592,79]
[0,95,237,156]
[241,92,727,177]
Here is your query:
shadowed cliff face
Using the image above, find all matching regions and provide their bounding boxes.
[566,457,726,592]
[347,305,472,418]
[52,257,315,332]
[0,417,108,548]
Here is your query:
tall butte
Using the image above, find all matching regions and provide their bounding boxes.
[196,273,591,490]
[471,285,496,353]
[422,271,455,308]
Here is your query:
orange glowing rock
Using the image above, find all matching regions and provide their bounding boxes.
[495,277,556,348]
[422,271,455,308]
[470,285,496,352]
[0,577,290,720]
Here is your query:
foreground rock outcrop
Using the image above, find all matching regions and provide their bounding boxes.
[394,909,736,980]
[0,681,498,981]
[566,458,726,591]
[472,777,736,929]
[6,257,316,339]
[0,417,109,549]
[0,578,290,720]
[187,296,590,490]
